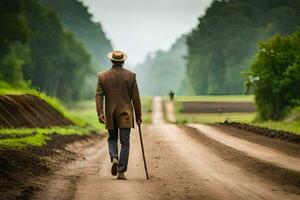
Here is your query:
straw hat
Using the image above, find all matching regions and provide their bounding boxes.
[107,50,128,61]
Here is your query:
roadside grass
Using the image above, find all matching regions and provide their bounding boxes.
[170,95,299,135]
[0,126,92,148]
[175,111,300,135]
[170,95,255,122]
[69,96,153,130]
[0,88,104,149]
[253,121,300,135]
[69,100,104,130]
[175,113,256,124]
[0,94,151,149]
[250,106,300,134]
[166,95,255,102]
[164,95,256,124]
[141,96,152,124]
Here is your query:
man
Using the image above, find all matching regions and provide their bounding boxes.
[95,50,142,180]
[168,90,175,101]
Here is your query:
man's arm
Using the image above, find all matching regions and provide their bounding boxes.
[132,74,142,124]
[95,74,105,123]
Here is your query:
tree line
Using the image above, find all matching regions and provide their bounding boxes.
[0,0,112,102]
[137,35,194,96]
[187,0,300,95]
[39,0,113,98]
[136,0,300,120]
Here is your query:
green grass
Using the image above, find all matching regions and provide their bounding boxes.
[251,107,300,134]
[168,95,256,125]
[253,121,300,135]
[169,95,300,135]
[175,111,300,135]
[141,96,152,124]
[0,88,103,148]
[69,97,153,130]
[69,100,104,130]
[175,113,256,124]
[168,95,255,102]
[0,126,92,148]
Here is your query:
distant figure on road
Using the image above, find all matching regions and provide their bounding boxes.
[169,90,175,101]
[95,50,142,180]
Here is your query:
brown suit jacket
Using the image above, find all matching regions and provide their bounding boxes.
[95,65,142,129]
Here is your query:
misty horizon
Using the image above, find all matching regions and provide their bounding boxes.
[83,0,213,65]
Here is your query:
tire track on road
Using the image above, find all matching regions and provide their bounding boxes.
[188,124,300,172]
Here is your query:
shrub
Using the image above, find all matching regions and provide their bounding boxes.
[250,30,300,120]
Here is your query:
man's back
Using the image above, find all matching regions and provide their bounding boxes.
[96,65,141,129]
[95,50,142,180]
[99,67,134,104]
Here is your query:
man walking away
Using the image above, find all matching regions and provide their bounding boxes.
[95,50,142,180]
[169,90,175,101]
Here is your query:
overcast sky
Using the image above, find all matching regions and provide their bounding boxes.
[83,0,213,65]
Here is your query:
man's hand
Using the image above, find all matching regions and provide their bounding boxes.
[98,114,106,124]
[137,118,142,126]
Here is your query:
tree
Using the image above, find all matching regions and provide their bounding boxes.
[22,0,93,101]
[0,0,29,57]
[39,0,113,70]
[250,30,300,120]
[0,0,94,102]
[186,0,300,95]
[39,0,113,98]
[137,35,193,95]
[0,0,30,88]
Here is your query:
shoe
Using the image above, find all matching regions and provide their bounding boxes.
[117,172,127,180]
[111,158,118,176]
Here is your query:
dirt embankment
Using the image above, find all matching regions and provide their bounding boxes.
[0,94,74,128]
[221,121,300,143]
[0,133,102,200]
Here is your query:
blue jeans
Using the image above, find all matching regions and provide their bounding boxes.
[108,128,131,172]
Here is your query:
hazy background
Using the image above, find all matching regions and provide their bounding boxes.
[83,0,213,65]
[1,0,300,125]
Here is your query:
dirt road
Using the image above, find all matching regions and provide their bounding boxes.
[35,96,300,200]
[189,124,300,172]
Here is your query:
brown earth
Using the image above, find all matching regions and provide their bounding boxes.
[0,133,102,200]
[215,124,300,158]
[165,100,176,123]
[1,96,300,199]
[30,97,300,199]
[0,95,73,128]
[181,101,256,113]
[180,125,300,194]
[220,121,300,143]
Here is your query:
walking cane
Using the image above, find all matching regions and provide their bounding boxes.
[138,124,149,179]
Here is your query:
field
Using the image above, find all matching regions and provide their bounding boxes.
[69,100,104,130]
[0,126,91,148]
[180,101,256,113]
[172,95,256,123]
[170,95,300,134]
[141,96,153,124]
[69,96,153,129]
[175,113,256,124]
[171,95,256,124]
[171,95,255,102]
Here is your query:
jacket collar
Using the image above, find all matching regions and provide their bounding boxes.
[112,64,124,68]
